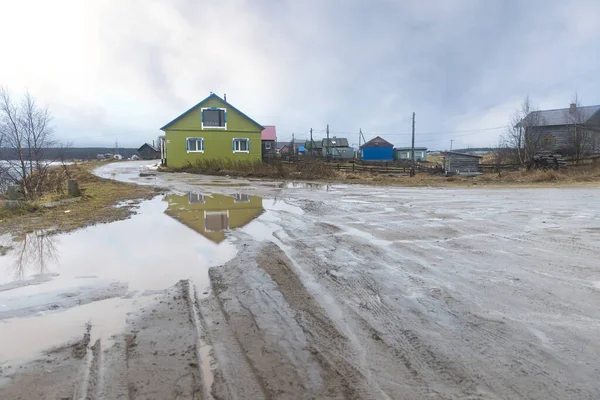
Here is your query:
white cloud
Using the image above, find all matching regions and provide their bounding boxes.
[0,0,599,149]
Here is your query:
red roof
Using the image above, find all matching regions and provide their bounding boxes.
[261,125,277,141]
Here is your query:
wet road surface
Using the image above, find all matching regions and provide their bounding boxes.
[1,161,600,399]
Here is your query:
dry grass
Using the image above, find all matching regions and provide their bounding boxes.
[0,161,161,238]
[334,163,600,187]
[163,159,336,180]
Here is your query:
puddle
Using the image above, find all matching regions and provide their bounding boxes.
[0,196,240,364]
[0,191,304,365]
[165,192,264,243]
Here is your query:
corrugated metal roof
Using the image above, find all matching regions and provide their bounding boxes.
[395,147,427,151]
[360,136,393,148]
[261,126,277,141]
[138,143,158,152]
[520,105,600,127]
[322,138,349,147]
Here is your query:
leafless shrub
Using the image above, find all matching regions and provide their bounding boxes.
[0,87,69,198]
[503,96,545,164]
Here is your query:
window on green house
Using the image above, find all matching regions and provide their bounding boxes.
[188,192,206,204]
[233,194,251,203]
[186,138,204,152]
[233,138,249,152]
[202,108,226,129]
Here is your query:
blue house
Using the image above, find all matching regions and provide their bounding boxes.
[360,136,394,161]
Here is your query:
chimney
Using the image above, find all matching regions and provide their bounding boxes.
[569,103,576,113]
[224,93,227,102]
[152,139,155,148]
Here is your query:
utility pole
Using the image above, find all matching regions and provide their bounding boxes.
[447,139,454,175]
[326,124,330,161]
[310,128,314,156]
[292,133,295,155]
[410,112,416,177]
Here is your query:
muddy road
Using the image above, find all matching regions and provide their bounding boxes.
[1,161,600,399]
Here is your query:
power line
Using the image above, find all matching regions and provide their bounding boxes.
[329,125,506,138]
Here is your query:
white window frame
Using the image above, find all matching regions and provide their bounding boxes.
[201,107,227,130]
[233,138,250,153]
[186,137,204,153]
[233,194,251,203]
[265,142,272,150]
[188,192,206,204]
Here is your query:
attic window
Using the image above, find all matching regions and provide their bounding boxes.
[201,108,226,129]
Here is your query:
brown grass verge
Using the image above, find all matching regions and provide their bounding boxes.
[162,158,600,187]
[336,164,600,187]
[0,161,162,239]
[162,159,336,180]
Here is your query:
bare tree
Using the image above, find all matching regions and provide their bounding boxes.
[563,93,595,162]
[0,87,63,198]
[503,96,545,164]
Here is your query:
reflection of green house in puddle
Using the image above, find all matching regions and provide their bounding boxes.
[165,193,263,243]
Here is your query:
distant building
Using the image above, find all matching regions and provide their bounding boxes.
[137,143,160,160]
[322,137,354,159]
[518,103,600,156]
[395,147,428,161]
[442,152,482,174]
[261,126,277,159]
[360,136,394,161]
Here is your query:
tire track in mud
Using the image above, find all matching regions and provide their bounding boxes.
[257,243,382,399]
[280,200,599,399]
[276,213,524,398]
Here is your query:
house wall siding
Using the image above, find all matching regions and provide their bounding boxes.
[164,97,262,167]
[396,150,427,160]
[530,125,600,154]
[444,155,480,173]
[361,147,393,161]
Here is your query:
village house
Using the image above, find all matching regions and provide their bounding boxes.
[160,93,264,167]
[261,126,277,159]
[395,147,428,161]
[360,136,394,161]
[518,103,600,156]
[322,137,354,159]
[137,143,160,160]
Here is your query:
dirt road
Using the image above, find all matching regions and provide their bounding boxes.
[1,161,600,399]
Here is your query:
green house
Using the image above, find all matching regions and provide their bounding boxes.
[160,93,264,167]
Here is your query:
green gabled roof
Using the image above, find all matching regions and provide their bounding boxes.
[160,93,264,131]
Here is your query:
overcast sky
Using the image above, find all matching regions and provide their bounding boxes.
[1,0,599,150]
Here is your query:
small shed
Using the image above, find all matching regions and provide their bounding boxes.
[137,143,160,160]
[442,152,482,173]
[395,147,428,161]
[261,126,277,158]
[360,136,394,161]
